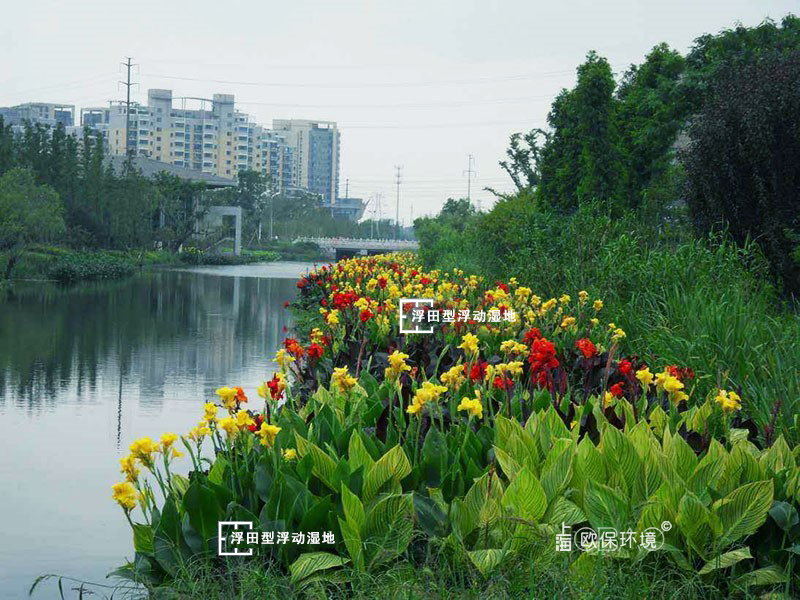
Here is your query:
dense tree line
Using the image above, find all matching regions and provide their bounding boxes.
[495,15,800,293]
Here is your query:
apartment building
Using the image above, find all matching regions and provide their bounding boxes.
[81,90,297,192]
[0,102,75,128]
[272,119,340,204]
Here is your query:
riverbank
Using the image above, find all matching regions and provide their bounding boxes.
[0,245,318,284]
[102,252,798,599]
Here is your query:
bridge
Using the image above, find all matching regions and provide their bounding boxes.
[294,237,419,260]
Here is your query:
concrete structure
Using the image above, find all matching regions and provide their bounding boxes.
[203,206,243,255]
[0,102,75,127]
[82,90,296,191]
[273,119,340,204]
[105,155,237,189]
[295,237,418,260]
[323,197,365,221]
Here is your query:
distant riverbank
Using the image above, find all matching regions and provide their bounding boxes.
[2,243,325,284]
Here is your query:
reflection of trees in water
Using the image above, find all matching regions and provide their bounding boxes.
[0,272,296,409]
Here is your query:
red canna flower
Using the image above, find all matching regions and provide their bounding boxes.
[610,382,624,397]
[359,309,374,323]
[576,338,597,359]
[248,413,264,433]
[618,359,632,376]
[307,343,324,360]
[523,327,542,345]
[235,386,248,403]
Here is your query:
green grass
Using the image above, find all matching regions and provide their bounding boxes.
[416,200,800,443]
[36,553,736,599]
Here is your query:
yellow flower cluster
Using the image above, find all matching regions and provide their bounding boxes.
[655,369,688,405]
[457,392,483,419]
[332,367,358,393]
[407,381,448,415]
[458,333,480,357]
[715,389,742,413]
[385,350,411,380]
[258,422,281,447]
[112,481,137,511]
[440,364,466,389]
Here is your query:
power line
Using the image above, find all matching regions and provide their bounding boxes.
[235,94,556,110]
[139,68,581,89]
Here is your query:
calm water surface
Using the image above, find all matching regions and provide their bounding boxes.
[0,262,313,598]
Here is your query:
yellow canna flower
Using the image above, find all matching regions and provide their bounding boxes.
[203,402,218,422]
[160,433,178,454]
[217,416,239,437]
[561,316,576,329]
[440,364,466,389]
[578,290,589,305]
[282,448,297,461]
[715,389,742,413]
[235,410,255,429]
[559,294,571,305]
[258,423,281,447]
[187,421,211,443]
[129,437,159,465]
[506,361,524,377]
[635,367,654,387]
[611,328,626,342]
[458,333,480,358]
[273,349,296,369]
[593,299,603,312]
[112,481,137,511]
[385,351,411,380]
[331,367,358,393]
[457,394,483,419]
[119,454,139,483]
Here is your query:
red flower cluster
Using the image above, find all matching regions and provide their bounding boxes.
[333,291,359,310]
[267,374,284,400]
[529,338,559,386]
[667,365,695,381]
[618,359,632,376]
[284,338,305,359]
[247,413,264,433]
[235,387,248,403]
[576,338,597,359]
[493,375,513,390]
[465,361,487,383]
[610,382,624,397]
[307,343,325,360]
[523,327,542,346]
[359,308,374,323]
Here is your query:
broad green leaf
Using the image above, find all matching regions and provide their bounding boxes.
[413,492,450,538]
[182,482,222,543]
[698,547,753,575]
[540,438,575,502]
[341,484,365,530]
[337,516,364,571]
[768,500,799,532]
[676,492,714,557]
[493,445,521,480]
[584,480,630,531]
[501,467,547,523]
[362,494,414,569]
[133,524,154,554]
[289,552,349,584]
[467,547,507,576]
[207,456,228,485]
[544,497,586,526]
[348,430,374,474]
[734,565,788,588]
[294,433,339,491]
[714,480,774,548]
[362,445,411,502]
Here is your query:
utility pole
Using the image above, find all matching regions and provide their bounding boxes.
[463,154,476,206]
[119,57,138,157]
[394,165,403,240]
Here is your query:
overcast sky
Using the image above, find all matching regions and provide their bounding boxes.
[1,0,796,221]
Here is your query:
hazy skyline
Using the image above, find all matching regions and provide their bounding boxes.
[2,0,796,221]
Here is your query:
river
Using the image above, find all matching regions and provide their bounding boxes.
[0,261,314,599]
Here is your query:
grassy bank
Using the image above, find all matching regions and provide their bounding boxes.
[416,199,800,444]
[1,244,296,284]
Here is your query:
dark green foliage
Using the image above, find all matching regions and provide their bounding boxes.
[681,50,800,295]
[47,253,135,283]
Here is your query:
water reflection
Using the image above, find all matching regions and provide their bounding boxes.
[0,271,296,413]
[0,266,306,599]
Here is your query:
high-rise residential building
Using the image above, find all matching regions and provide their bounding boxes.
[81,90,296,191]
[272,119,340,204]
[0,102,75,128]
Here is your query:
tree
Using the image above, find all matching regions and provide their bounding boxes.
[616,43,687,207]
[153,172,208,250]
[537,52,626,213]
[681,51,800,294]
[0,168,65,278]
[494,129,547,196]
